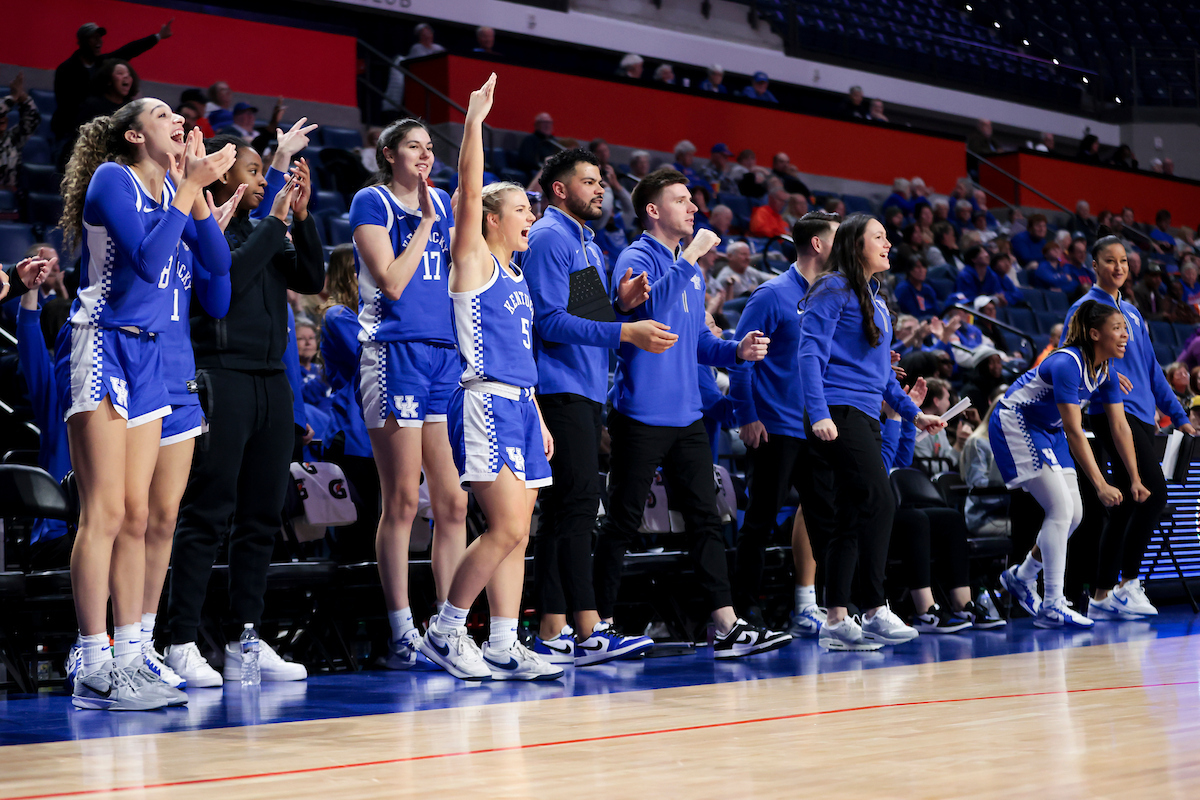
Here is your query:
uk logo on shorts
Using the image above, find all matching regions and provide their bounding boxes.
[109,376,129,409]
[506,446,525,472]
[395,395,419,419]
[1042,447,1061,469]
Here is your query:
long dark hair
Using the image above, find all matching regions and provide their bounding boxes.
[807,213,883,346]
[371,118,430,186]
[1059,299,1121,381]
[89,59,139,101]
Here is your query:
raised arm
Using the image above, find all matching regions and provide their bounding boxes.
[448,73,497,294]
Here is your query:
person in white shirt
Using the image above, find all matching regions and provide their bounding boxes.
[713,241,773,297]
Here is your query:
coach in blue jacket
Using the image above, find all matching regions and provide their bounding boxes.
[595,168,790,658]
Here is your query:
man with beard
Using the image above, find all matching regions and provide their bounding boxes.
[520,148,677,667]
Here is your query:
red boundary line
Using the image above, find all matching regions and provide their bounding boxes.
[5,680,1195,800]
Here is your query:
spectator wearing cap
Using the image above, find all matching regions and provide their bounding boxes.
[749,188,790,238]
[883,178,914,217]
[895,259,941,319]
[52,19,173,143]
[700,65,727,93]
[618,53,644,79]
[955,246,1005,304]
[729,149,771,199]
[0,73,41,193]
[517,112,561,173]
[741,72,778,103]
[839,85,866,119]
[1134,263,1169,321]
[1010,213,1048,268]
[672,140,704,188]
[702,143,738,194]
[770,153,810,197]
[217,101,260,143]
[959,345,1007,411]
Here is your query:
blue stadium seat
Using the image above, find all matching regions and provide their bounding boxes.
[1032,333,1051,353]
[1173,323,1197,347]
[1036,310,1065,335]
[0,222,36,263]
[0,190,15,213]
[1006,307,1038,335]
[489,148,508,172]
[22,136,51,166]
[929,278,956,300]
[313,190,347,215]
[717,193,752,229]
[1148,319,1177,347]
[21,164,59,194]
[327,215,352,246]
[842,194,874,214]
[1043,291,1069,311]
[26,193,63,229]
[319,126,364,151]
[1019,287,1048,311]
[29,89,55,117]
[1153,340,1176,365]
[928,264,955,283]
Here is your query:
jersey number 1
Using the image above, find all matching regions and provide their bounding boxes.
[421,251,442,281]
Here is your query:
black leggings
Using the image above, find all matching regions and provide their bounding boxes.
[890,508,971,594]
[1089,412,1169,587]
[806,406,893,610]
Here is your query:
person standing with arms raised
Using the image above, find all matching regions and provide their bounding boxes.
[594,167,790,658]
[522,147,679,666]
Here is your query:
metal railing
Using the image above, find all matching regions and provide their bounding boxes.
[968,149,1074,216]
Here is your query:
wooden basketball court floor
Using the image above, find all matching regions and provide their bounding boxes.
[3,607,1200,799]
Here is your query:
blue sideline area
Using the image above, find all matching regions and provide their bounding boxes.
[1,606,1197,746]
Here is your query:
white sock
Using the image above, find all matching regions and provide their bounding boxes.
[1043,581,1064,604]
[795,585,817,611]
[113,624,142,667]
[141,613,156,645]
[1016,552,1043,582]
[489,617,518,651]
[80,632,111,676]
[388,607,415,641]
[435,602,470,634]
[436,600,445,616]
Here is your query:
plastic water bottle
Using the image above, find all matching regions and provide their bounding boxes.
[240,623,260,686]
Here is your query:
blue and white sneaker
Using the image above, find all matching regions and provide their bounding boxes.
[420,626,490,681]
[141,640,186,689]
[1113,579,1158,616]
[1086,592,1144,621]
[384,628,423,670]
[482,640,564,681]
[787,605,827,637]
[1001,564,1042,617]
[1036,596,1095,629]
[576,622,654,666]
[64,642,82,692]
[532,625,575,665]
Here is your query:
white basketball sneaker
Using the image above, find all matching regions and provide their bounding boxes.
[164,642,224,688]
[420,625,490,681]
[482,640,565,681]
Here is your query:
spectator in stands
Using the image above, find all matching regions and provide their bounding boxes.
[824,196,846,217]
[960,346,1007,410]
[912,378,962,472]
[895,258,940,319]
[1032,131,1055,152]
[618,53,644,79]
[701,143,737,194]
[1166,278,1200,325]
[930,198,949,226]
[516,112,561,173]
[1151,158,1164,174]
[741,72,778,103]
[892,314,926,357]
[382,24,446,118]
[1134,263,1168,320]
[408,22,445,59]
[883,178,914,217]
[959,400,1010,535]
[219,101,259,143]
[708,204,733,238]
[929,221,966,271]
[1011,212,1048,268]
[474,26,497,55]
[52,20,171,143]
[713,241,771,296]
[1164,157,1176,176]
[1032,322,1063,367]
[959,229,983,254]
[911,203,936,249]
[956,245,1004,303]
[749,188,789,238]
[989,252,1024,306]
[75,59,138,128]
[883,206,905,247]
[672,140,703,187]
[867,98,889,123]
[1180,260,1200,305]
[1032,240,1081,295]
[952,199,974,235]
[1108,143,1138,170]
[701,64,727,93]
[731,149,770,199]
[911,176,931,200]
[653,64,676,85]
[969,210,998,245]
[966,119,1001,156]
[839,85,866,119]
[1072,199,1097,243]
[1151,209,1177,251]
[971,295,1018,355]
[771,153,810,197]
[1164,362,1191,408]
[1077,134,1101,162]
[619,149,651,193]
[205,81,233,118]
[1066,236,1095,291]
[0,73,40,193]
[782,194,809,228]
[177,89,213,137]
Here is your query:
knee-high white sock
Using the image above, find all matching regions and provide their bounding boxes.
[1024,471,1077,604]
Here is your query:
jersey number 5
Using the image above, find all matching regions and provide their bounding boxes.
[521,318,531,350]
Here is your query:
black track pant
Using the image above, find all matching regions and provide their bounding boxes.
[806,406,893,610]
[890,507,971,593]
[168,369,294,644]
[734,434,835,609]
[536,394,602,616]
[594,411,733,619]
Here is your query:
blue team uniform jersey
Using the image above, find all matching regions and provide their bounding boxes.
[70,162,187,331]
[451,255,538,391]
[349,184,455,345]
[999,347,1121,430]
[320,304,372,458]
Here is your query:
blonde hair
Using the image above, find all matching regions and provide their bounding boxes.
[320,243,358,314]
[481,181,525,238]
[59,100,149,253]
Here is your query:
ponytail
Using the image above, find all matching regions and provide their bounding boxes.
[372,118,430,186]
[481,181,525,239]
[1059,299,1121,382]
[59,99,148,253]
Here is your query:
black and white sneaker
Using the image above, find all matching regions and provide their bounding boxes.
[713,619,792,659]
[912,604,972,634]
[960,600,1006,629]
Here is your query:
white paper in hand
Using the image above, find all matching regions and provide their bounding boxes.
[915,397,972,443]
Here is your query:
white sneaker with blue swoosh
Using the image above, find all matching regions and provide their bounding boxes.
[1087,589,1145,620]
[482,640,564,681]
[420,625,490,680]
[575,622,654,666]
[1114,578,1158,616]
[1036,596,1095,629]
[532,625,576,664]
